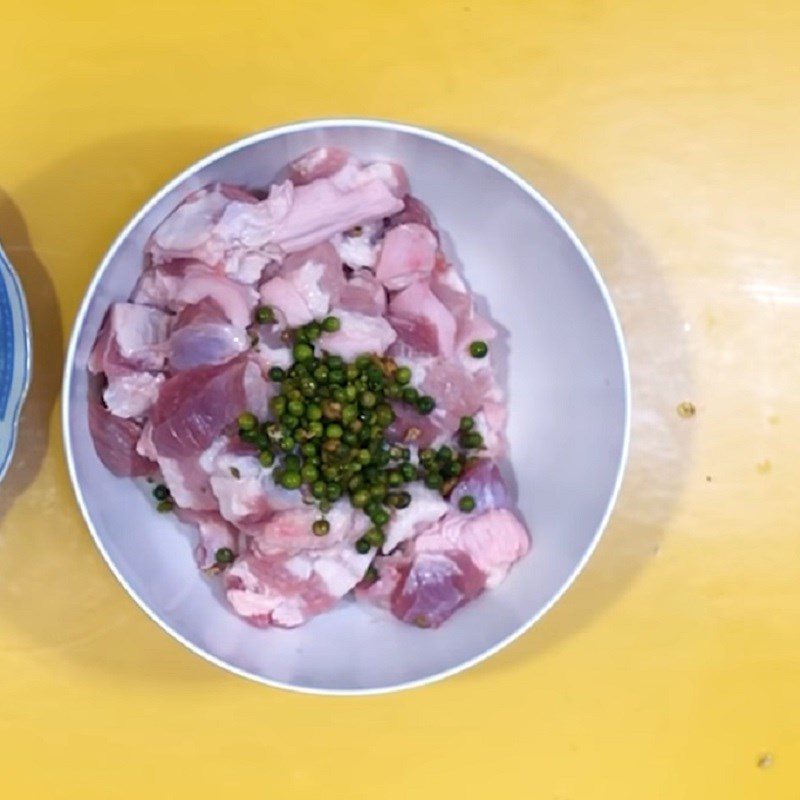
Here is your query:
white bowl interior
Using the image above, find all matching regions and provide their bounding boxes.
[63,122,628,693]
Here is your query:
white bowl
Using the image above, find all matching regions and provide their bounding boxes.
[62,120,630,694]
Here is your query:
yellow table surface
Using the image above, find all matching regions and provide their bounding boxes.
[1,1,798,797]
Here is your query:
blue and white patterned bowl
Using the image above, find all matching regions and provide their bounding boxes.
[0,243,31,483]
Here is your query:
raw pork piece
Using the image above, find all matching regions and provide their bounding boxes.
[389,281,457,357]
[103,372,165,418]
[387,195,436,233]
[88,387,156,477]
[316,309,396,360]
[375,223,437,291]
[287,147,350,184]
[337,271,387,316]
[390,550,486,628]
[448,459,509,513]
[175,508,239,570]
[381,484,449,553]
[414,509,529,589]
[147,165,403,276]
[226,539,374,627]
[88,303,171,377]
[258,242,345,326]
[149,357,268,458]
[168,296,249,371]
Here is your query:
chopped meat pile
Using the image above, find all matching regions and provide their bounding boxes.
[88,147,529,629]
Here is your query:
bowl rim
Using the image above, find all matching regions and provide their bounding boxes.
[61,117,631,695]
[0,242,32,484]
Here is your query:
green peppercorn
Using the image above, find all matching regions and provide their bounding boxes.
[461,431,484,449]
[351,488,370,508]
[281,470,302,490]
[258,450,275,468]
[301,463,319,483]
[326,483,342,501]
[255,305,276,324]
[322,315,341,332]
[416,395,435,415]
[325,423,344,439]
[369,507,390,526]
[152,484,170,501]
[305,323,321,342]
[363,564,379,584]
[355,354,372,371]
[355,537,371,554]
[401,463,418,482]
[308,420,324,439]
[393,490,412,509]
[459,416,475,432]
[469,340,489,358]
[215,547,235,564]
[283,454,301,472]
[375,404,395,427]
[156,499,174,513]
[360,390,377,409]
[293,342,314,362]
[287,399,305,417]
[394,366,412,385]
[458,495,477,512]
[312,480,326,499]
[364,527,385,548]
[402,387,419,404]
[279,436,295,452]
[237,412,258,431]
[312,519,330,536]
[387,469,404,487]
[269,396,287,416]
[424,472,444,490]
[282,414,299,430]
[268,366,285,382]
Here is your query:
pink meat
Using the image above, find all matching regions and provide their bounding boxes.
[431,266,498,350]
[421,359,494,428]
[316,309,397,360]
[288,147,350,185]
[168,322,248,371]
[103,372,164,418]
[150,169,403,277]
[159,454,217,511]
[330,160,409,199]
[175,275,257,329]
[387,195,436,233]
[175,508,239,570]
[243,502,369,553]
[225,539,374,627]
[150,358,256,458]
[147,183,273,284]
[449,459,509,513]
[210,474,299,527]
[381,484,449,553]
[88,303,171,377]
[338,272,387,316]
[390,550,485,628]
[414,509,529,588]
[87,389,156,477]
[354,551,407,610]
[275,242,345,320]
[389,281,457,357]
[385,402,444,448]
[259,276,311,327]
[473,401,507,459]
[268,177,403,253]
[375,223,437,291]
